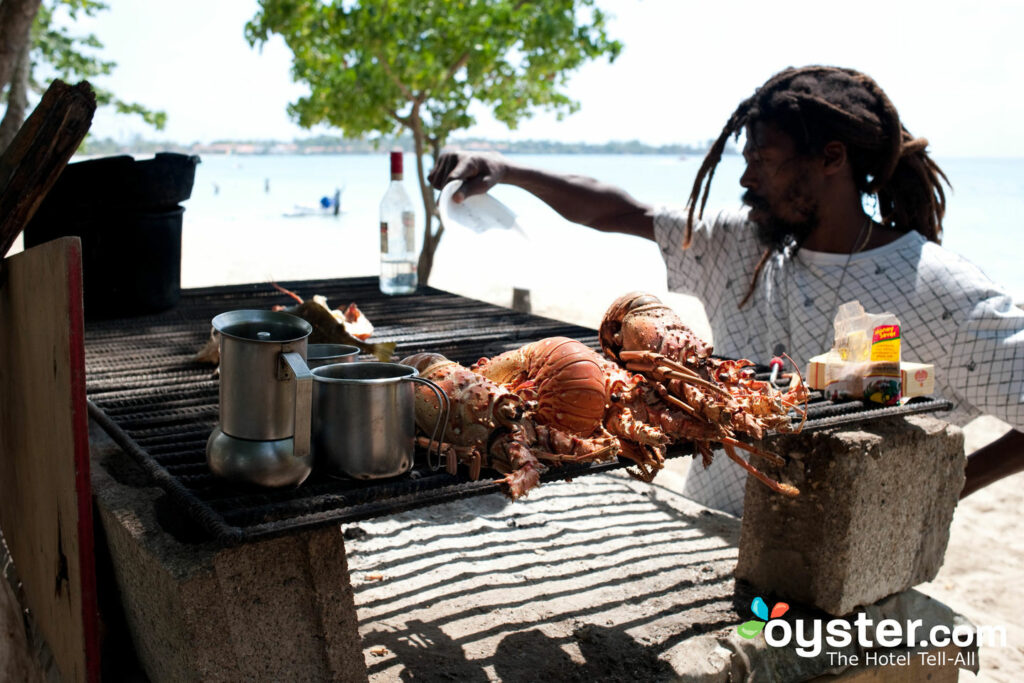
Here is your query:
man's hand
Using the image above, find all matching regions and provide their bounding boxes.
[428,150,510,203]
[429,148,655,240]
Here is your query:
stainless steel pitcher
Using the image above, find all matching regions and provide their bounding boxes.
[306,343,360,369]
[206,309,314,487]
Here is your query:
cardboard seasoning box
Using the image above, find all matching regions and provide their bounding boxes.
[806,354,935,398]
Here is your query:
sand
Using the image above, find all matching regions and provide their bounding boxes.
[918,416,1024,681]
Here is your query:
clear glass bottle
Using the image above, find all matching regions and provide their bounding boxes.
[379,149,418,295]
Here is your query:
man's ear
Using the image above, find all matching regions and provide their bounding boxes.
[822,141,847,176]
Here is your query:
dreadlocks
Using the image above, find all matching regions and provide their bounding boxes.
[683,66,950,307]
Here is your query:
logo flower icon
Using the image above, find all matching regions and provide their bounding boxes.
[737,597,789,639]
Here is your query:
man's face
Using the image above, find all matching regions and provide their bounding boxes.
[740,122,821,249]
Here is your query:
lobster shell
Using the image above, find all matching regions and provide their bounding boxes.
[599,291,713,366]
[473,337,609,437]
[402,352,524,448]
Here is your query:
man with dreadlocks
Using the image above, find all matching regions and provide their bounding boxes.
[429,65,1024,514]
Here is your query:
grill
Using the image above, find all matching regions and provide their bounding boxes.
[85,277,953,546]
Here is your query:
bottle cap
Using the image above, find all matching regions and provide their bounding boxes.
[390,150,403,176]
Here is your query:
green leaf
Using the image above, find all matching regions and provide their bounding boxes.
[736,620,766,639]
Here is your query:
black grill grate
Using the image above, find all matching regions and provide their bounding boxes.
[85,277,952,545]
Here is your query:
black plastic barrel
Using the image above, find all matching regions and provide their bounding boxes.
[24,152,199,319]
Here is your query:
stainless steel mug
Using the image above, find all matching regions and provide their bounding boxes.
[206,309,314,487]
[312,362,449,479]
[306,343,360,369]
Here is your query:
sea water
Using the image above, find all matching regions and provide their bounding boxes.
[159,153,1024,302]
[379,256,417,295]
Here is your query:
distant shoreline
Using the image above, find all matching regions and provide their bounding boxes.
[81,135,734,158]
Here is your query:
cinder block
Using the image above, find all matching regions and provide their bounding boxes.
[90,427,367,682]
[735,415,964,616]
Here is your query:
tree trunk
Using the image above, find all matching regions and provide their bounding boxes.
[0,43,31,153]
[0,0,41,93]
[411,114,442,285]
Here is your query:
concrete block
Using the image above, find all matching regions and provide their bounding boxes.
[90,424,366,682]
[735,415,964,616]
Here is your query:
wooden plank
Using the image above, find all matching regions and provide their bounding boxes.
[0,79,95,258]
[0,236,98,682]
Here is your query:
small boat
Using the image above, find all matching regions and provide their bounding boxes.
[282,186,344,218]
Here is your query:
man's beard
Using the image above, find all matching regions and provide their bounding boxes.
[743,189,819,252]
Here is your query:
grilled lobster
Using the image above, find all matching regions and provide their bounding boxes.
[403,352,621,498]
[472,337,669,480]
[599,292,807,496]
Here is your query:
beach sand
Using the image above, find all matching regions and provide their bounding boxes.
[918,415,1024,680]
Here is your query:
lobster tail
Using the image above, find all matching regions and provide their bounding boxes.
[475,337,610,438]
[529,338,608,436]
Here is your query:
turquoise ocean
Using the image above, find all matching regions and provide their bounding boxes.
[180,153,1024,306]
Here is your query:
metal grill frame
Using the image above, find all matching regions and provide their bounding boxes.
[85,277,953,546]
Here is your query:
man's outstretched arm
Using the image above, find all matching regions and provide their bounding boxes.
[428,150,656,240]
[961,428,1024,498]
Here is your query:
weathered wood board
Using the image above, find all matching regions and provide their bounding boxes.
[0,80,95,259]
[0,236,97,682]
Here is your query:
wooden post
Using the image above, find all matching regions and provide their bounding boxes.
[0,79,95,258]
[512,287,531,314]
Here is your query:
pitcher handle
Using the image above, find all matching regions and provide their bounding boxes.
[280,351,313,462]
[407,376,449,471]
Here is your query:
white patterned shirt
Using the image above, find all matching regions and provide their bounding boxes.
[652,207,1024,513]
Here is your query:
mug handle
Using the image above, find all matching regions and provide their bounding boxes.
[279,351,313,462]
[407,376,450,471]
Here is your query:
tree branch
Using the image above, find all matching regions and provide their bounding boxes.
[437,51,470,90]
[377,52,415,101]
[387,108,411,127]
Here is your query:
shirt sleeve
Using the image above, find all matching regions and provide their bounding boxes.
[914,243,1024,429]
[944,291,1024,429]
[652,207,754,302]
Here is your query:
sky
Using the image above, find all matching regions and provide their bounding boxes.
[64,0,1024,157]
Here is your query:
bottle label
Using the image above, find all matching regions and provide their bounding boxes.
[870,324,901,362]
[402,211,415,251]
[380,221,388,254]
